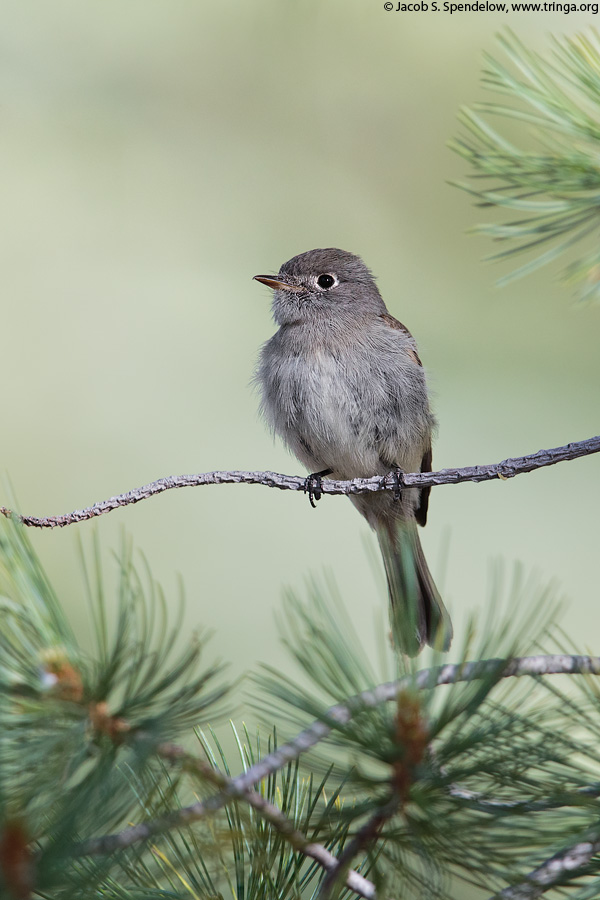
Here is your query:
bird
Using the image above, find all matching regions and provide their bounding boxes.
[254,248,451,655]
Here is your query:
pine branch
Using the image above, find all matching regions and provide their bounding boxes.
[76,655,600,863]
[234,654,600,794]
[319,795,399,899]
[238,790,376,900]
[494,836,600,899]
[0,435,597,528]
[155,742,377,900]
[450,29,600,296]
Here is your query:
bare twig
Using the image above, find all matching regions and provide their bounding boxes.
[77,655,600,867]
[494,836,600,899]
[1,435,598,528]
[449,781,600,814]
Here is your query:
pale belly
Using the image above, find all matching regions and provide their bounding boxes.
[262,348,426,480]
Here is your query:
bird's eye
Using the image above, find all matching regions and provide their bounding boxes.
[316,273,336,290]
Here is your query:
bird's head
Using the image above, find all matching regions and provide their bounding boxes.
[254,248,385,325]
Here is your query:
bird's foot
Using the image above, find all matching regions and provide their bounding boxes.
[303,469,332,509]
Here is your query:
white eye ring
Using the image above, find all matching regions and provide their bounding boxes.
[315,273,338,290]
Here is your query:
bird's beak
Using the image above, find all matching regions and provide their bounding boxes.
[253,275,303,293]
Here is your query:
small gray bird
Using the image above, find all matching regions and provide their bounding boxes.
[254,248,452,654]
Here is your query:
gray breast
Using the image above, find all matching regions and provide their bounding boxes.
[257,322,432,478]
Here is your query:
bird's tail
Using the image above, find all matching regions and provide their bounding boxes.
[376,520,453,656]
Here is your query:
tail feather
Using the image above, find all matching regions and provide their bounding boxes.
[377,521,452,656]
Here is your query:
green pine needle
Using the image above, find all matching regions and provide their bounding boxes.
[254,570,600,897]
[450,28,600,299]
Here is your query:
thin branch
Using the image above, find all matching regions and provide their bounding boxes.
[494,836,600,899]
[229,655,600,796]
[319,796,399,899]
[1,435,598,528]
[240,789,375,900]
[242,791,375,900]
[76,655,600,862]
[156,743,376,900]
[449,781,600,814]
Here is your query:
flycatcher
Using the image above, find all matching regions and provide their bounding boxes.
[254,248,451,655]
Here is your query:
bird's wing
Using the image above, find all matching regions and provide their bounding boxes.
[378,313,423,366]
[379,313,431,527]
[415,444,432,527]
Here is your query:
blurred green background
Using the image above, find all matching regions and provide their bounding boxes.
[1,1,599,682]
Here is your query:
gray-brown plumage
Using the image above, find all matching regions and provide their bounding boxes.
[254,248,452,655]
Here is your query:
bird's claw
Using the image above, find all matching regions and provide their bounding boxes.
[304,473,324,509]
